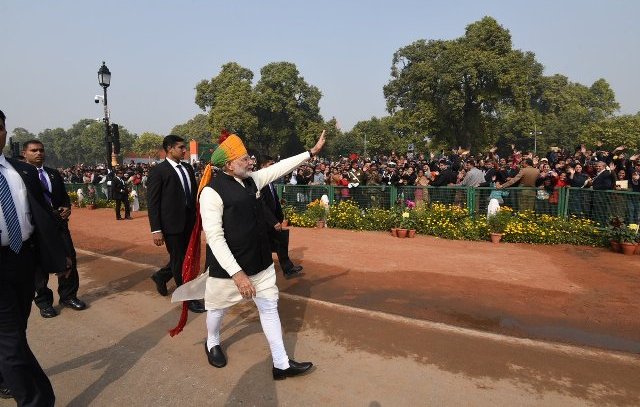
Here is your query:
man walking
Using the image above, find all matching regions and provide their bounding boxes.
[0,110,68,406]
[147,135,204,313]
[173,130,326,379]
[258,155,303,279]
[111,168,132,220]
[22,140,87,318]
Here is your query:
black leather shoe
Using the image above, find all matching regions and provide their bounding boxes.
[283,265,303,280]
[125,216,133,220]
[116,217,123,220]
[60,297,87,310]
[205,342,227,368]
[150,273,168,296]
[40,306,58,318]
[272,359,313,380]
[0,386,13,399]
[188,300,205,313]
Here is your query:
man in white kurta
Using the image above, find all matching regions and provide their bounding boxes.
[173,130,325,380]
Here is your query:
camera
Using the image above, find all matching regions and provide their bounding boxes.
[94,95,102,104]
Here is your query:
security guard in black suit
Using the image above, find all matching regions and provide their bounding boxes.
[111,168,132,220]
[22,139,87,318]
[0,109,69,406]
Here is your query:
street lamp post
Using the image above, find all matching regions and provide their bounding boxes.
[98,61,117,168]
[529,124,543,155]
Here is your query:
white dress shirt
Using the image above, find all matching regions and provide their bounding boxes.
[166,157,192,195]
[0,154,35,246]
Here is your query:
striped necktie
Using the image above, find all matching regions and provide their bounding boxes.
[176,164,192,207]
[0,168,23,253]
[38,168,52,206]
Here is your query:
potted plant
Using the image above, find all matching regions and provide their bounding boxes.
[399,212,417,238]
[606,216,626,252]
[618,225,638,256]
[305,199,327,228]
[487,210,511,243]
[86,187,97,210]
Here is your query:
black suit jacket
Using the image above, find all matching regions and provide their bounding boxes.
[43,166,71,209]
[110,176,129,200]
[592,170,614,190]
[7,158,67,275]
[431,168,457,186]
[260,183,283,227]
[147,159,197,235]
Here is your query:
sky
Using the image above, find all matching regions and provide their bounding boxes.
[1,1,639,138]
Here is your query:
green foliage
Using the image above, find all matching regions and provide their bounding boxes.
[133,132,164,159]
[2,127,36,156]
[327,200,364,230]
[361,208,394,231]
[283,206,315,228]
[304,199,327,222]
[384,17,544,151]
[502,212,602,246]
[605,216,639,243]
[194,61,325,157]
[382,16,621,154]
[171,114,213,144]
[487,209,512,233]
[580,114,640,151]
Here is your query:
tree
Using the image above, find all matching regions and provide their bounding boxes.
[134,132,164,160]
[171,114,213,144]
[254,62,323,156]
[580,114,640,151]
[2,127,36,156]
[38,128,66,167]
[536,75,619,151]
[384,17,544,152]
[195,62,258,138]
[194,61,325,157]
[53,119,136,166]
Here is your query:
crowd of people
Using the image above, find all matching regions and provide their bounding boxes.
[274,145,639,224]
[56,143,640,225]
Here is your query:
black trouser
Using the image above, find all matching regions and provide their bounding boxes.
[269,229,294,272]
[0,243,55,407]
[115,197,130,219]
[156,223,193,286]
[34,222,79,309]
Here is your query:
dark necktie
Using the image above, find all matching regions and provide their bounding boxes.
[38,168,52,206]
[270,183,281,212]
[0,167,23,253]
[176,164,192,207]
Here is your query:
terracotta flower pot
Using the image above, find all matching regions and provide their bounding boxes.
[408,229,416,238]
[396,228,408,238]
[87,204,97,210]
[390,228,398,237]
[621,242,637,256]
[610,240,621,253]
[490,232,503,244]
[635,244,640,255]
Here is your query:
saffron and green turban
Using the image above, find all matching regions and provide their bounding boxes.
[211,130,247,167]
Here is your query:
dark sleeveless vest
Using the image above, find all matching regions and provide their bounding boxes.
[205,172,273,278]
